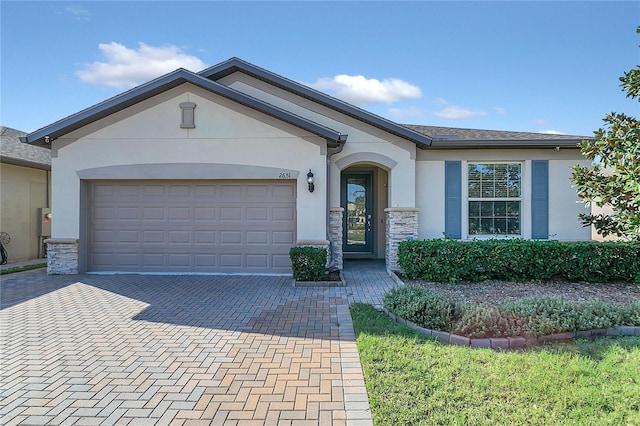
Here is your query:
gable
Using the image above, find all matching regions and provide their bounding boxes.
[67,83,332,145]
[21,68,346,148]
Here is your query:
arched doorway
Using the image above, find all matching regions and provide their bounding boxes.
[340,165,388,259]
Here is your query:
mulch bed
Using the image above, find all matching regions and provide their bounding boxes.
[404,279,640,307]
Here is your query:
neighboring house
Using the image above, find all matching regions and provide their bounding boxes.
[20,58,591,275]
[1,126,51,262]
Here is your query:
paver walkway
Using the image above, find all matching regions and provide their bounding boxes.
[1,260,396,425]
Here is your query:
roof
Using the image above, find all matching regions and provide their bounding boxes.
[1,126,51,170]
[20,68,347,148]
[20,57,589,151]
[404,124,589,149]
[200,57,433,149]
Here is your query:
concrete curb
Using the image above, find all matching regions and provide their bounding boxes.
[381,307,640,349]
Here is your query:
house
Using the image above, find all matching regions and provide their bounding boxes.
[20,58,591,275]
[1,126,51,262]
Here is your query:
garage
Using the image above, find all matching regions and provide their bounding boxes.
[86,180,296,274]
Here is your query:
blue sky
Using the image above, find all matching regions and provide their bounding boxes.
[1,1,638,136]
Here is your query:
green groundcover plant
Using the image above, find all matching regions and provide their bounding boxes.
[383,285,640,338]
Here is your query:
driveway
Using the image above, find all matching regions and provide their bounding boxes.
[0,261,394,425]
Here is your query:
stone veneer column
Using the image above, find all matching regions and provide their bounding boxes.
[384,208,419,272]
[329,207,344,270]
[46,239,79,274]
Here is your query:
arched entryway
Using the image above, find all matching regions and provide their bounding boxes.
[340,165,388,260]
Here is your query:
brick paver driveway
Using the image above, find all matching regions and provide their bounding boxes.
[1,263,394,425]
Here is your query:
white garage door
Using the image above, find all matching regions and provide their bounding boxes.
[87,180,296,274]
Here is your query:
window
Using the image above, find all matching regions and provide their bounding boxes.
[468,163,521,235]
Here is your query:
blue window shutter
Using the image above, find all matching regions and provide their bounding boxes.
[445,161,462,239]
[531,160,549,239]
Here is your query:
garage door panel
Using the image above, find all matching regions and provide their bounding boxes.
[194,207,216,221]
[194,231,216,244]
[246,231,268,244]
[118,185,141,197]
[87,180,296,273]
[273,207,295,221]
[273,231,295,245]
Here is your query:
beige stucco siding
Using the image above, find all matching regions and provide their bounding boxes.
[416,161,445,239]
[0,163,50,261]
[50,84,328,243]
[416,149,591,241]
[548,159,591,240]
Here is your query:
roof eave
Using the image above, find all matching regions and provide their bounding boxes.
[1,156,51,171]
[429,139,585,149]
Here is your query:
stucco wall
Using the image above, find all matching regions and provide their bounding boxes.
[50,84,328,243]
[0,163,50,261]
[416,149,591,241]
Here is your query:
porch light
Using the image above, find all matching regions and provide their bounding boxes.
[307,170,315,193]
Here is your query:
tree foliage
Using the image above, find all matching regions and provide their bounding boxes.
[572,27,640,241]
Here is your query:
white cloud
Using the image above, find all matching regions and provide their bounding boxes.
[433,105,489,120]
[306,75,422,106]
[388,107,427,120]
[534,118,549,126]
[76,42,207,88]
[540,130,568,135]
[66,6,90,21]
[494,107,507,115]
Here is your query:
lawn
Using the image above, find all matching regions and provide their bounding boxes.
[351,303,640,425]
[0,262,46,275]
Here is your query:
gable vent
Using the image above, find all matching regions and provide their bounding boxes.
[179,102,196,129]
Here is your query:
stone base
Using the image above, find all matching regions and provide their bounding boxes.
[45,239,79,275]
[329,207,344,270]
[384,208,419,271]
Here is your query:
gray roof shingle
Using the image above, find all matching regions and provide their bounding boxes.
[403,124,590,149]
[1,126,51,170]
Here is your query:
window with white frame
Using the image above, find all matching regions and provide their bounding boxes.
[468,163,521,235]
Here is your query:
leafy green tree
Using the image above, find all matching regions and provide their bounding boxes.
[571,27,640,241]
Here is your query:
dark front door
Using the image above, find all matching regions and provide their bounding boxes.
[341,172,373,254]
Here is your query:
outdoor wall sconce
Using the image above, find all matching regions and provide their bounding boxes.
[307,170,315,193]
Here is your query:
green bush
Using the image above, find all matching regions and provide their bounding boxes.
[622,302,640,326]
[289,246,327,281]
[383,286,640,338]
[502,297,578,335]
[451,305,531,338]
[383,285,454,331]
[397,239,640,283]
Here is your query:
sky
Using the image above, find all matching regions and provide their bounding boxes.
[1,1,638,137]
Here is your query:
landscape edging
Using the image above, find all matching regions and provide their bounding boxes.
[380,307,640,349]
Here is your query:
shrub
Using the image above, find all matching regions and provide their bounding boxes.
[574,300,625,331]
[383,285,454,331]
[289,246,327,281]
[451,305,531,338]
[502,297,577,335]
[621,301,640,326]
[397,239,640,283]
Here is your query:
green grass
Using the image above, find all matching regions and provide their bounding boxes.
[351,303,640,426]
[0,263,46,275]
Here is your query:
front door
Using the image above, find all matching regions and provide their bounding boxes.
[341,172,373,255]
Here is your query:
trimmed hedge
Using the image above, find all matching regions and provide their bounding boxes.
[289,246,327,281]
[398,239,640,283]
